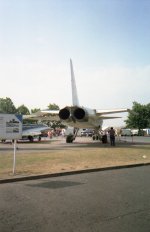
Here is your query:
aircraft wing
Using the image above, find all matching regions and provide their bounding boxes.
[96,108,129,115]
[100,116,122,119]
[23,109,124,122]
[23,110,60,121]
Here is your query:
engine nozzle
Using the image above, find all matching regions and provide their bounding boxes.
[59,108,70,120]
[73,107,86,120]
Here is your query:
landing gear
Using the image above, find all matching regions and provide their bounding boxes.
[66,134,74,143]
[38,135,41,142]
[28,135,34,142]
[92,134,100,140]
[101,134,108,143]
[66,128,79,143]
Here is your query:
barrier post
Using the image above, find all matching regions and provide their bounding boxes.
[13,140,17,175]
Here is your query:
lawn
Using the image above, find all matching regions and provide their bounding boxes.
[0,141,150,179]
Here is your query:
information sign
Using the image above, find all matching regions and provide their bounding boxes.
[0,114,22,140]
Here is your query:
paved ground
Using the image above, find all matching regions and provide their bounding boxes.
[2,136,110,151]
[0,135,150,152]
[0,165,150,232]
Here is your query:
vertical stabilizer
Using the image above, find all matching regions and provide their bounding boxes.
[70,59,80,106]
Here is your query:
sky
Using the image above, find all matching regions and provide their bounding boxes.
[0,0,150,127]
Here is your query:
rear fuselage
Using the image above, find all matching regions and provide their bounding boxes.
[59,106,103,129]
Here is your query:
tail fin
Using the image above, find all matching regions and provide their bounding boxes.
[70,59,79,106]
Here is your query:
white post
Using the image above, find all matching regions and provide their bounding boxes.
[13,140,16,175]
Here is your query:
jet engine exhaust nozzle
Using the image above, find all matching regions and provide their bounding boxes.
[73,107,86,120]
[59,108,70,120]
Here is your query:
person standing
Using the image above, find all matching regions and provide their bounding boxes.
[109,127,116,146]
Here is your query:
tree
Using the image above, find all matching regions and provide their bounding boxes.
[146,103,150,127]
[17,104,30,115]
[125,102,150,130]
[47,103,60,110]
[0,97,16,113]
[46,103,65,129]
[31,108,41,114]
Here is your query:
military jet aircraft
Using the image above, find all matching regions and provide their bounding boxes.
[24,59,128,142]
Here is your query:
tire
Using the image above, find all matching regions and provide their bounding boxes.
[66,135,74,143]
[28,136,34,142]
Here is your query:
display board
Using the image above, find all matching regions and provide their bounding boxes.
[0,114,22,140]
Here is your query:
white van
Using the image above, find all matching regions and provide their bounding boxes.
[131,129,139,136]
[121,129,132,136]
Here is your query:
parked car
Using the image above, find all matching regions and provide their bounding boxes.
[81,129,94,137]
[121,129,132,136]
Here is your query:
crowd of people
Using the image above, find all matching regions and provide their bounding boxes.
[47,127,117,146]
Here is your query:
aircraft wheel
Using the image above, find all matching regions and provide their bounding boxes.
[92,135,95,140]
[28,135,34,142]
[66,135,74,143]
